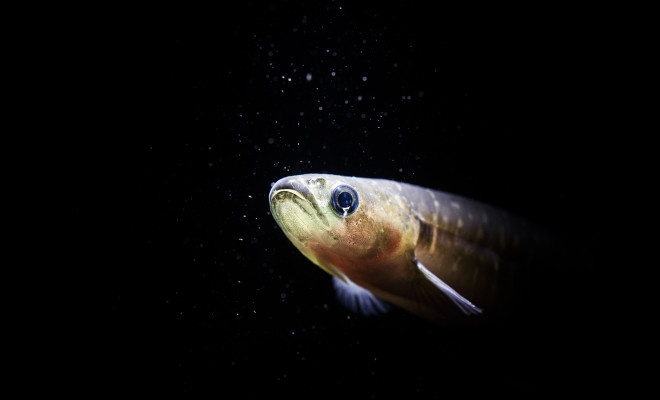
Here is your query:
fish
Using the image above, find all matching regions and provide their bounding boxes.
[269,173,559,324]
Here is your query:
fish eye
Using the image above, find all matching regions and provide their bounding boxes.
[331,185,359,217]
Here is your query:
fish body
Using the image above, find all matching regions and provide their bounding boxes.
[269,174,556,324]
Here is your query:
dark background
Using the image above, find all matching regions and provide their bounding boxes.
[64,2,631,396]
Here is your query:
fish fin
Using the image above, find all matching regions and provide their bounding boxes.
[332,276,390,316]
[416,260,483,315]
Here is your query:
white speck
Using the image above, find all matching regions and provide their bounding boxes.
[287,77,292,82]
[306,73,312,82]
[238,237,243,241]
[362,76,368,81]
[450,201,461,209]
[331,71,336,77]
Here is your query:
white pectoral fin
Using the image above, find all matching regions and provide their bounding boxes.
[332,276,390,316]
[416,260,483,315]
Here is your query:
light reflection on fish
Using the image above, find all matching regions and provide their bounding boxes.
[269,173,558,324]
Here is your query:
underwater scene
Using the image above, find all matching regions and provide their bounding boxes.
[82,2,629,397]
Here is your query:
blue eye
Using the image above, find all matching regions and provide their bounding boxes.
[331,185,359,217]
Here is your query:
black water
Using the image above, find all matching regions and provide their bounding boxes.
[65,3,630,396]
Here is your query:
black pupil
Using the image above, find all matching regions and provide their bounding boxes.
[337,191,353,208]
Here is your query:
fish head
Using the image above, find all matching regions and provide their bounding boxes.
[269,174,415,282]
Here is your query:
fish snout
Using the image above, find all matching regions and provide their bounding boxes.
[269,176,331,231]
[269,177,313,205]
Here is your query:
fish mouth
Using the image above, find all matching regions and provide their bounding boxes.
[269,177,312,204]
[269,177,342,280]
[269,177,330,234]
